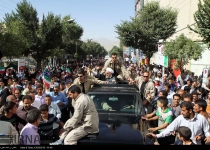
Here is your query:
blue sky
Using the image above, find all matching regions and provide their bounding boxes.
[0,0,135,42]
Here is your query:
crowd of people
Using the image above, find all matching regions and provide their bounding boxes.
[0,52,210,145]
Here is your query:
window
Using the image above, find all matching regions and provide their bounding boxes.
[89,94,136,114]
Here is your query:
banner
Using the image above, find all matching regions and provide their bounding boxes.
[202,68,208,84]
[18,59,25,72]
[158,42,168,67]
[164,56,168,67]
[0,67,5,74]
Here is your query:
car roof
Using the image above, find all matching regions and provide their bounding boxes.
[88,84,139,93]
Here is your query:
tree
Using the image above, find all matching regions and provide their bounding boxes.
[164,34,203,70]
[80,41,108,59]
[3,0,63,70]
[109,46,123,57]
[61,15,84,56]
[189,0,210,47]
[0,22,27,60]
[115,1,178,64]
[0,32,26,61]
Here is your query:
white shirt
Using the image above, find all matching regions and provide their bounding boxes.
[181,84,187,90]
[156,113,210,145]
[31,100,41,109]
[35,94,46,105]
[167,90,175,105]
[48,102,61,129]
[18,100,41,109]
[48,102,61,119]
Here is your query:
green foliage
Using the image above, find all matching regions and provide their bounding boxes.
[61,15,84,54]
[2,0,64,69]
[109,46,123,57]
[80,41,107,58]
[164,34,203,70]
[2,0,84,69]
[189,0,210,47]
[115,1,178,61]
[0,23,26,58]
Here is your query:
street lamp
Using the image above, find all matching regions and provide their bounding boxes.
[76,41,78,64]
[67,19,75,23]
[74,41,79,64]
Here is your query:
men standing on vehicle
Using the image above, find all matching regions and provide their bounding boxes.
[72,68,107,94]
[126,63,137,81]
[101,52,133,83]
[50,85,99,145]
[88,62,105,80]
[105,68,117,84]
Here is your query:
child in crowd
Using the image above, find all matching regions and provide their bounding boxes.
[175,126,196,145]
[38,104,64,145]
[147,96,174,145]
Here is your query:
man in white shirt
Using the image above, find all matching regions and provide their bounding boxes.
[34,84,46,105]
[181,78,193,90]
[30,91,41,109]
[19,91,41,109]
[147,101,210,145]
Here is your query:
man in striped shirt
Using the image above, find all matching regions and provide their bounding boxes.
[38,104,64,145]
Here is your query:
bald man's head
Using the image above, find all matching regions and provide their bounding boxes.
[6,95,16,103]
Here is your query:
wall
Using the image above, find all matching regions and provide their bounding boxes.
[187,47,210,76]
[144,0,209,75]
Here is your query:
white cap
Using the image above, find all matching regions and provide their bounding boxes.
[106,67,114,74]
[154,77,160,82]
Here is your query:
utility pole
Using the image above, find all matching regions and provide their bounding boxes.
[76,41,78,64]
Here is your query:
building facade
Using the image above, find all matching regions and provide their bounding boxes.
[135,0,144,17]
[144,0,201,41]
[138,0,208,75]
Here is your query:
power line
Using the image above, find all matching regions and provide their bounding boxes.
[175,22,196,34]
[174,0,189,9]
[8,0,17,4]
[0,8,7,13]
[168,0,174,6]
[1,0,15,8]
[169,0,179,7]
[0,4,13,10]
[163,23,196,40]
[170,0,180,7]
[178,0,192,11]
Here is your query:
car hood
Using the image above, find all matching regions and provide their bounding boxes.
[78,114,144,145]
[95,122,143,144]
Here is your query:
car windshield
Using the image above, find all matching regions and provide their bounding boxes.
[89,94,136,114]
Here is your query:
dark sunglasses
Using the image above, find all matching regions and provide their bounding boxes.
[78,76,83,78]
[143,76,149,78]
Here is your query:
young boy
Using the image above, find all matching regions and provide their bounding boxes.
[38,104,64,145]
[146,96,174,145]
[175,126,196,145]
